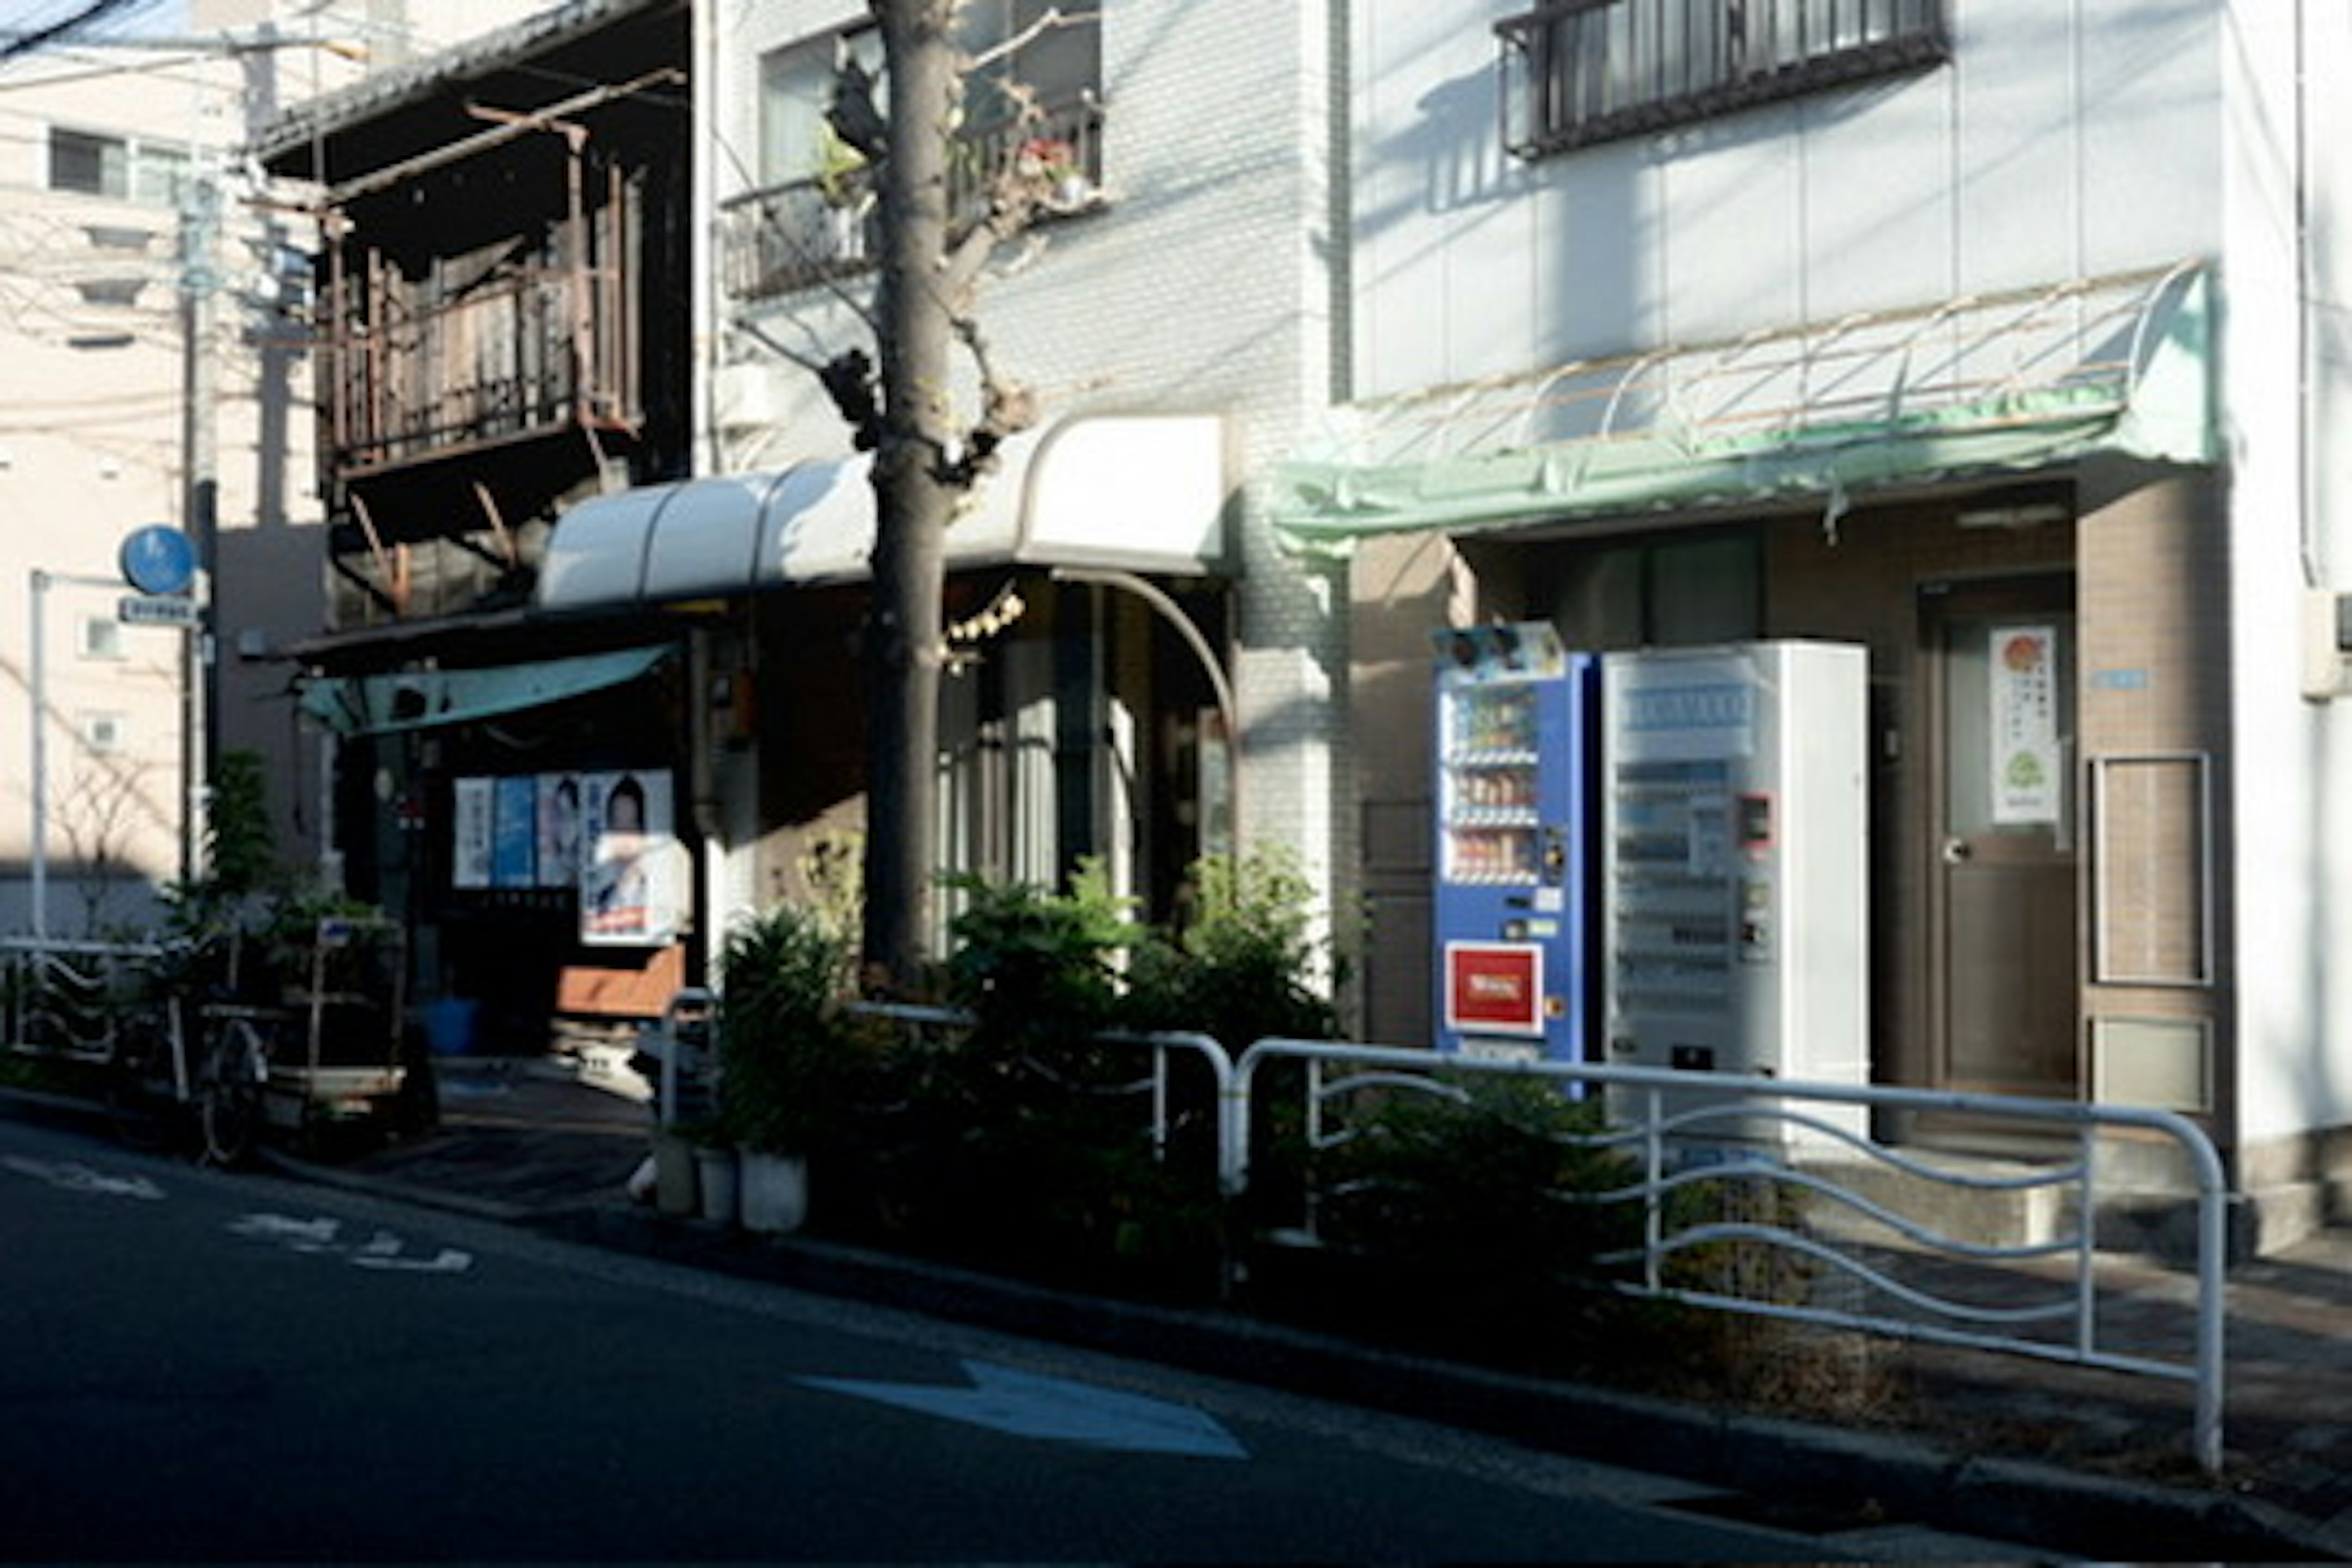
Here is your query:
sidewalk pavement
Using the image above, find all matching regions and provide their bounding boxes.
[282,1057,2352,1561]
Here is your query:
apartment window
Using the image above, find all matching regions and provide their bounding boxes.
[78,616,124,661]
[1497,0,1950,158]
[47,126,192,207]
[50,128,125,197]
[957,0,1100,139]
[131,143,188,208]
[726,10,1102,301]
[77,712,126,754]
[758,28,881,190]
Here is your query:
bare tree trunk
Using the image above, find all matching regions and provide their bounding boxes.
[861,0,960,990]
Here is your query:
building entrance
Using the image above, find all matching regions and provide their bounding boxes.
[1923,575,2080,1098]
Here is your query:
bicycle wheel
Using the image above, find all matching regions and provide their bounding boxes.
[197,1016,269,1168]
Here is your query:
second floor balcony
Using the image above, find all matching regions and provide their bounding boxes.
[323,233,641,480]
[722,98,1105,304]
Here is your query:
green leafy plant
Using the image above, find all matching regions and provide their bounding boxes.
[1123,846,1343,1050]
[858,864,1223,1296]
[204,750,279,899]
[1283,1074,1651,1365]
[715,903,858,1155]
[940,859,1137,1054]
[1316,1076,1642,1272]
[157,750,378,1002]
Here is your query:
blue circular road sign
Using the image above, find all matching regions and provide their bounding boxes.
[119,524,197,596]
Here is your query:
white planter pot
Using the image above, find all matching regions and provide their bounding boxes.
[694,1145,739,1226]
[737,1149,809,1234]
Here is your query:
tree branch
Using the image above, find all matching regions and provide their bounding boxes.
[963,6,1099,76]
[730,314,830,376]
[940,314,1036,485]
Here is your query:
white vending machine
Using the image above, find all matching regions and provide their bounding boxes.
[1600,643,1868,1128]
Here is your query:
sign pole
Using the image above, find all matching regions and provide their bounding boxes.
[29,571,48,945]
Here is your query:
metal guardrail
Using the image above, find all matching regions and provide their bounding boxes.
[1226,1039,2229,1475]
[819,1019,2225,1470]
[1,938,165,1062]
[841,1002,1233,1168]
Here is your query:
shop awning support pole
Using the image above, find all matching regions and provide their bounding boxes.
[1050,566,1239,846]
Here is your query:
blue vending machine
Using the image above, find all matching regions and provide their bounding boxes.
[1432,622,1597,1062]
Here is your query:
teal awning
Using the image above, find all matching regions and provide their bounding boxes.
[1270,263,2216,555]
[296,644,673,736]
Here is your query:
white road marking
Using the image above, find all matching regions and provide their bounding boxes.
[228,1213,472,1273]
[4,1155,166,1200]
[802,1357,1249,1459]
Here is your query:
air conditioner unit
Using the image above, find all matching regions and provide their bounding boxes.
[2300,589,2352,701]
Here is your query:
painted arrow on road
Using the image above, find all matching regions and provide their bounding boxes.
[4,1156,165,1200]
[801,1358,1248,1460]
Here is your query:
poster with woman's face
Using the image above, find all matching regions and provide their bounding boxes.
[580,769,680,946]
[537,774,584,890]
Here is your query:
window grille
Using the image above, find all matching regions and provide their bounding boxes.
[1497,0,1950,158]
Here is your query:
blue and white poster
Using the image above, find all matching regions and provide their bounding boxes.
[492,775,538,888]
[451,778,494,890]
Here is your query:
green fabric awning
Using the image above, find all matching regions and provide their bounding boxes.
[296,644,673,736]
[1269,263,2215,556]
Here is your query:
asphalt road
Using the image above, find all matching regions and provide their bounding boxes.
[0,1112,2039,1562]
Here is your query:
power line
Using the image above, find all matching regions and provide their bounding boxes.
[1,1,170,62]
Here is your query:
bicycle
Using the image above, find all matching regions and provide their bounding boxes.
[189,1006,273,1167]
[99,987,190,1156]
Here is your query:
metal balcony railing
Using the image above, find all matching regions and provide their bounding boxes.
[320,168,642,478]
[722,97,1105,303]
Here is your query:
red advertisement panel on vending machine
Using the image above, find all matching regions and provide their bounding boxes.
[1443,941,1545,1036]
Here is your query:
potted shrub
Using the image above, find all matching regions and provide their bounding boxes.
[715,903,853,1234]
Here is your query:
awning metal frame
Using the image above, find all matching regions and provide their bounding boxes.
[1274,262,2215,551]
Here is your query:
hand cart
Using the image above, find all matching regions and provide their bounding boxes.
[195,914,409,1163]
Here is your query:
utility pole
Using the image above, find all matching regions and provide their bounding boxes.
[179,153,221,884]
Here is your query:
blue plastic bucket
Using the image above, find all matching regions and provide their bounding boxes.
[425,998,481,1057]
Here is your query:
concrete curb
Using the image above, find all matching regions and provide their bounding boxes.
[527,1205,2345,1563]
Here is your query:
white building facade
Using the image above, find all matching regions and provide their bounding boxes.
[669,0,1349,944]
[0,1,567,939]
[0,24,311,935]
[1293,0,2352,1243]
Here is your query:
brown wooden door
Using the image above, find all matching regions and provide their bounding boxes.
[1925,578,2080,1096]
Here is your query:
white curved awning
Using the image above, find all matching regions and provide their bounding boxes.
[537,413,1229,612]
[1268,263,2216,555]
